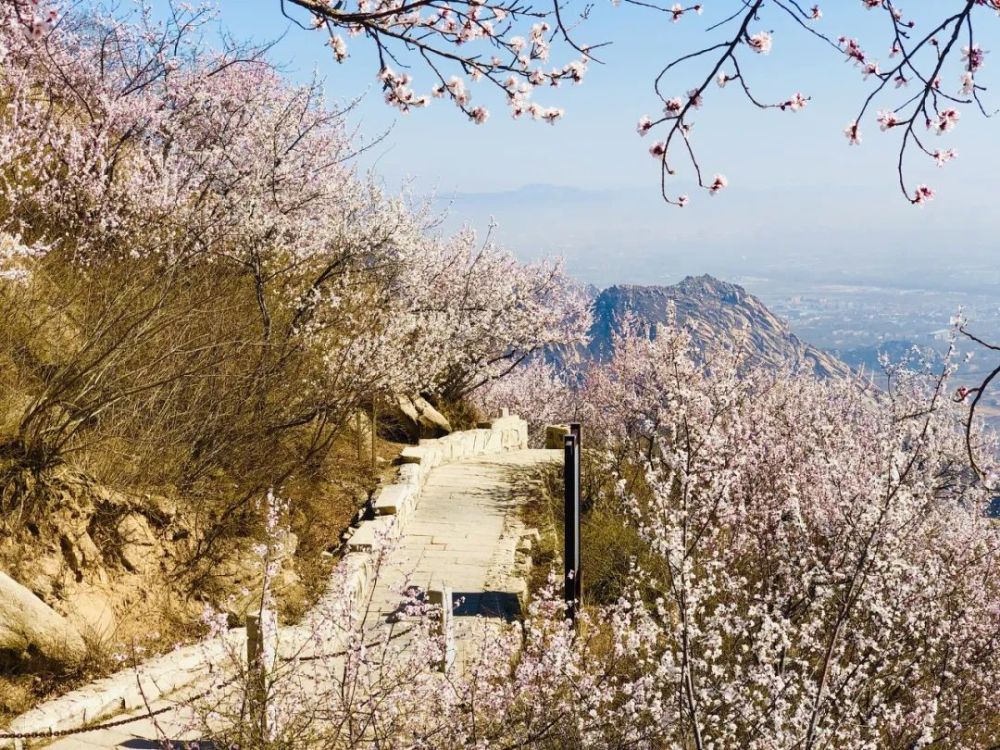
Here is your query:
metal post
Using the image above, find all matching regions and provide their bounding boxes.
[569,422,582,607]
[355,409,363,461]
[370,399,378,472]
[428,585,455,672]
[564,434,580,625]
[246,614,268,739]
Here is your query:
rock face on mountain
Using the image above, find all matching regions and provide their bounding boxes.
[587,275,850,379]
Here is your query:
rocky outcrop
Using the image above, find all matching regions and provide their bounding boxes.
[0,571,86,665]
[586,276,850,379]
[0,469,203,667]
[4,414,533,742]
[394,395,453,439]
[115,512,158,574]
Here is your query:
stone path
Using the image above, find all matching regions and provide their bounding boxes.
[34,448,558,749]
[365,449,558,667]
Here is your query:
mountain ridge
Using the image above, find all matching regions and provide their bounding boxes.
[585,275,850,379]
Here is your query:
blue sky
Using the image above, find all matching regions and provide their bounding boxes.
[150,1,1000,290]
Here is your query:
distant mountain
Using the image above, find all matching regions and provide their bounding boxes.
[586,275,850,379]
[835,340,944,374]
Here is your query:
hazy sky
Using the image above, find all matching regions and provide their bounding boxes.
[148,1,1000,290]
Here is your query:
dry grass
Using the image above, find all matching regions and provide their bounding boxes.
[519,451,664,609]
[0,393,412,724]
[284,427,408,618]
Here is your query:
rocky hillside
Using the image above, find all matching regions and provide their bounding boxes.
[587,275,850,379]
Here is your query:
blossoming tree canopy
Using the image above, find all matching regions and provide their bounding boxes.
[280,0,1000,205]
[575,326,1000,748]
[0,0,588,483]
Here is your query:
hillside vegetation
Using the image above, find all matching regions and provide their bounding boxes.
[0,0,586,720]
[3,2,1000,748]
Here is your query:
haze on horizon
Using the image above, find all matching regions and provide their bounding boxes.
[147,0,1000,324]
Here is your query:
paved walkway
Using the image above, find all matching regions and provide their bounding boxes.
[37,448,558,749]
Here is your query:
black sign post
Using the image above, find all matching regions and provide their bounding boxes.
[569,422,581,609]
[564,431,581,625]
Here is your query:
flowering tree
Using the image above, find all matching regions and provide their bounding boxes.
[5,2,1000,743]
[470,358,581,442]
[280,0,591,124]
[280,0,1000,490]
[578,326,1000,748]
[0,0,585,531]
[393,226,591,400]
[195,551,670,748]
[189,326,1000,748]
[636,1,999,206]
[955,321,1000,490]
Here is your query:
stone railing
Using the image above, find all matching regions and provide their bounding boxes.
[1,412,529,746]
[317,411,529,620]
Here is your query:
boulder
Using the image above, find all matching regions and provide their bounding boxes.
[23,553,64,600]
[395,395,420,426]
[412,396,452,437]
[392,395,452,439]
[60,530,101,576]
[0,571,87,665]
[143,494,178,525]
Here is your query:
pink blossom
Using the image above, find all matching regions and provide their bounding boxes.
[540,107,564,124]
[844,121,862,145]
[649,141,667,158]
[329,35,348,62]
[636,115,653,136]
[862,60,881,79]
[747,31,772,54]
[962,43,987,73]
[663,97,683,114]
[782,92,808,111]
[912,184,935,205]
[929,108,960,134]
[876,109,898,130]
[933,148,958,166]
[708,173,728,194]
[961,71,975,94]
[839,36,867,66]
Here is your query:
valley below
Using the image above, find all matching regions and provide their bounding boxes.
[751,278,1000,428]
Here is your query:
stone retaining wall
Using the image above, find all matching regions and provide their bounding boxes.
[1,413,529,746]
